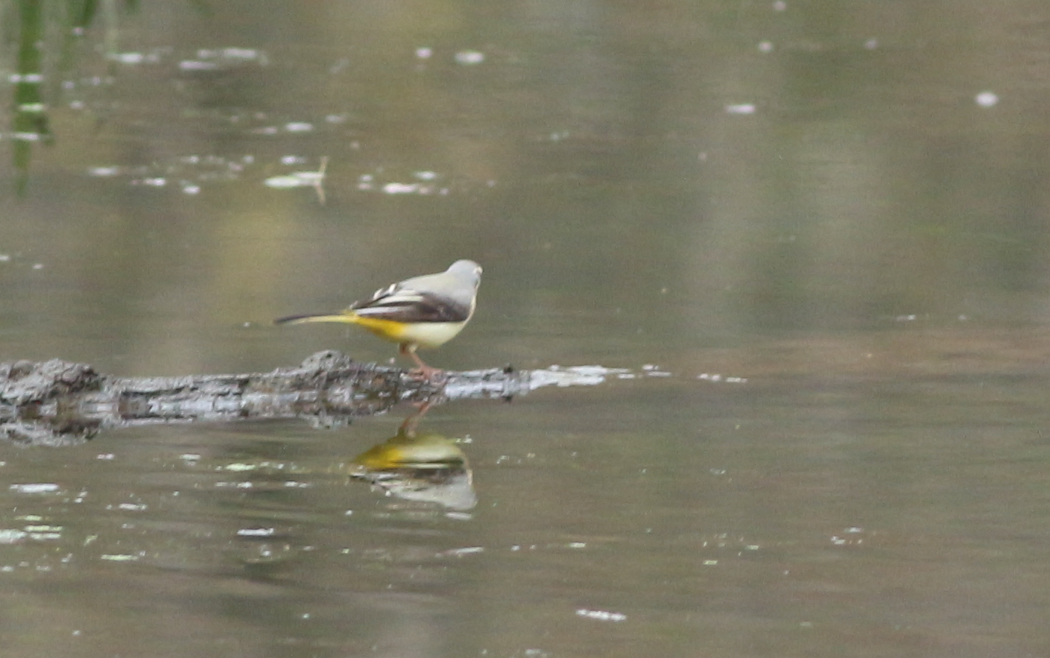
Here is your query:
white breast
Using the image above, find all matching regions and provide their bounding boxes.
[400,321,468,349]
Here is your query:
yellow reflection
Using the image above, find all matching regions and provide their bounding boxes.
[348,403,476,511]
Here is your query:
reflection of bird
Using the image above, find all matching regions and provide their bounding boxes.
[275,260,482,378]
[348,409,477,510]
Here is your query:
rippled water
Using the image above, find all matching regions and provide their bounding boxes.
[3,1,1050,656]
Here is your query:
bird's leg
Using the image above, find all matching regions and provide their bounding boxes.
[400,343,444,380]
[398,397,436,435]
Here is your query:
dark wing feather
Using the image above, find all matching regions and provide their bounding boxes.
[350,287,471,323]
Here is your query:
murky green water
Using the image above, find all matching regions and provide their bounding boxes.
[3,1,1050,656]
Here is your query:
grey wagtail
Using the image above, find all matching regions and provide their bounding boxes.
[275,260,482,377]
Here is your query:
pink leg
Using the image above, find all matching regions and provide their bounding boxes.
[400,343,444,380]
[398,397,436,434]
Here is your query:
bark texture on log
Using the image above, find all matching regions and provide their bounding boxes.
[0,351,527,446]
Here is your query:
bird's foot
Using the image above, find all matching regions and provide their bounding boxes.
[407,366,446,383]
[400,344,446,383]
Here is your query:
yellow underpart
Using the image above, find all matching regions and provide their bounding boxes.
[282,312,465,349]
[347,315,411,342]
[351,432,466,470]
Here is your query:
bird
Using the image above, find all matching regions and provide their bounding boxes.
[275,260,483,378]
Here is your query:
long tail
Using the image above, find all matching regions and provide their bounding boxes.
[273,312,359,326]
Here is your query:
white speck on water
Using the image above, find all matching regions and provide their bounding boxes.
[865,38,879,50]
[725,103,757,115]
[179,60,217,71]
[237,527,275,537]
[218,47,260,61]
[0,530,27,544]
[454,50,485,65]
[383,182,420,194]
[110,52,144,64]
[975,91,999,108]
[758,41,774,53]
[10,483,59,494]
[88,166,120,177]
[416,47,433,59]
[284,122,313,133]
[773,0,787,10]
[265,175,305,189]
[576,608,627,622]
[215,481,253,489]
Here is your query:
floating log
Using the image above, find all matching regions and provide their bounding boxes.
[0,351,529,446]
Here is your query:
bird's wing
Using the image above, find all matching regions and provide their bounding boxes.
[350,283,472,323]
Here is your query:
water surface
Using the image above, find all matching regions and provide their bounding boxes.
[2,1,1050,656]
